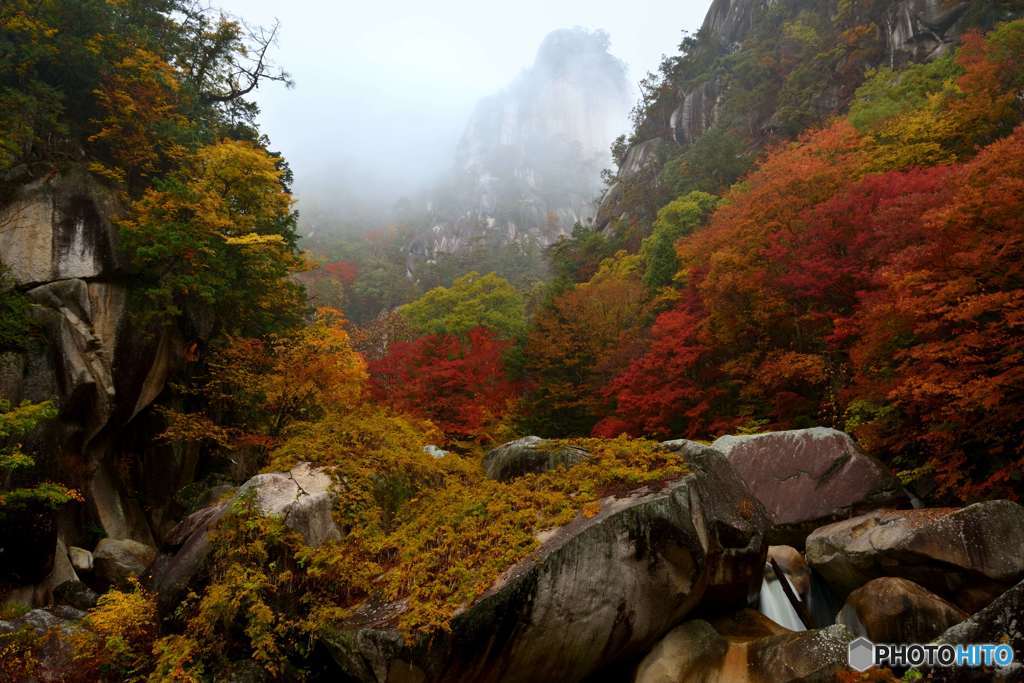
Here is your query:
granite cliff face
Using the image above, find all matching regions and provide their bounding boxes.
[0,167,187,605]
[411,28,631,257]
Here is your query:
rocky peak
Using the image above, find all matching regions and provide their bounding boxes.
[702,0,773,48]
[415,28,631,256]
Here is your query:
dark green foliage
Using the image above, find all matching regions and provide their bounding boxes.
[0,270,34,352]
[642,192,720,291]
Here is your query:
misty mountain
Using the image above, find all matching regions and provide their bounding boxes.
[407,28,631,257]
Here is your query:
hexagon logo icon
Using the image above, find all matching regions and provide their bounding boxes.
[848,637,875,672]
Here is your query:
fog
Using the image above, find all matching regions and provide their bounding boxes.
[212,0,711,231]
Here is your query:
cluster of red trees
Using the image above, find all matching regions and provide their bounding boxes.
[589,26,1024,501]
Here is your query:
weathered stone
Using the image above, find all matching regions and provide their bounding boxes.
[670,80,721,145]
[0,166,120,287]
[68,546,93,573]
[483,436,590,481]
[806,501,1024,611]
[933,579,1024,682]
[838,577,967,643]
[887,1,971,65]
[711,428,909,546]
[150,503,228,615]
[93,538,156,587]
[53,580,98,611]
[321,444,769,683]
[90,461,156,546]
[702,0,772,47]
[768,545,810,598]
[152,463,340,615]
[26,278,121,444]
[0,351,26,404]
[635,615,854,683]
[633,620,730,683]
[236,462,342,546]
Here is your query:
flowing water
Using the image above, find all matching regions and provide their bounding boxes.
[757,573,807,631]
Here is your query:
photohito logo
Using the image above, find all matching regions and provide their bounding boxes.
[848,637,1016,672]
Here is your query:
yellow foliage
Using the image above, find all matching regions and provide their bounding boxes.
[70,581,158,683]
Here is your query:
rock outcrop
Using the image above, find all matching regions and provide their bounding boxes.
[838,577,967,643]
[150,463,340,613]
[934,579,1024,682]
[320,444,769,683]
[806,501,1024,611]
[483,436,590,481]
[408,27,632,261]
[93,538,156,588]
[0,166,188,607]
[886,1,972,65]
[767,545,811,598]
[711,428,908,545]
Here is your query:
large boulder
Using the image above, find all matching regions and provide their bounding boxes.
[234,462,341,546]
[838,577,967,643]
[320,443,770,683]
[151,463,340,614]
[93,538,156,588]
[711,428,909,546]
[635,612,854,683]
[806,501,1024,612]
[934,579,1024,682]
[53,580,98,611]
[483,436,590,481]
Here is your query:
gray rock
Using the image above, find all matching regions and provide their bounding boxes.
[150,503,228,615]
[483,436,590,481]
[887,1,971,65]
[68,546,93,573]
[423,445,449,459]
[0,166,120,287]
[806,501,1024,612]
[93,538,156,587]
[0,607,83,682]
[89,461,156,547]
[53,580,98,611]
[711,428,909,546]
[236,462,341,546]
[320,444,769,683]
[151,463,341,615]
[933,579,1024,682]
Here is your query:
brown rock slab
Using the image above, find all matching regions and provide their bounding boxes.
[712,428,909,546]
[838,577,967,643]
[806,501,1024,612]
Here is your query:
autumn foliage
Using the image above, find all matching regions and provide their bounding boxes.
[594,24,1024,501]
[369,327,516,443]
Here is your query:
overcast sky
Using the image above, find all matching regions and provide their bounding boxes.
[213,0,711,223]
